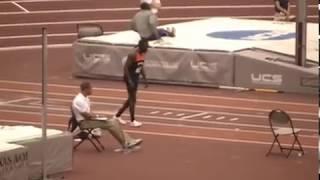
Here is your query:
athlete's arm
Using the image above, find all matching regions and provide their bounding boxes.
[124,54,135,87]
[140,65,148,88]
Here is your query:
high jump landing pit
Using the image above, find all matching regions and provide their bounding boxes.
[73,17,319,94]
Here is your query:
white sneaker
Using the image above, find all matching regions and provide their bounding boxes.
[130,120,142,127]
[73,138,82,142]
[126,138,143,149]
[113,116,127,125]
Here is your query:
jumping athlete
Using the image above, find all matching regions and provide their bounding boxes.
[114,39,149,127]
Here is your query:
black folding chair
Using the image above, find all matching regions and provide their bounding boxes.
[266,109,304,158]
[76,23,104,39]
[68,107,105,152]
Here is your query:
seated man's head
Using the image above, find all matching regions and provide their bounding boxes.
[80,82,92,96]
[138,39,149,54]
[140,2,151,10]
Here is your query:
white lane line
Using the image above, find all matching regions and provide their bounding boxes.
[0,0,80,3]
[0,17,204,27]
[150,111,160,115]
[28,100,64,108]
[0,31,116,40]
[0,15,318,28]
[0,104,317,133]
[180,112,208,119]
[11,2,30,13]
[0,115,309,138]
[87,110,116,115]
[0,97,32,105]
[230,118,240,122]
[0,4,317,15]
[176,113,185,117]
[0,118,317,149]
[0,80,315,108]
[202,115,212,119]
[28,100,40,105]
[216,116,226,120]
[163,112,173,116]
[0,85,315,118]
[0,88,316,123]
[0,43,72,51]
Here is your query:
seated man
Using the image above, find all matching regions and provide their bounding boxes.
[131,2,175,41]
[273,0,295,21]
[72,81,143,149]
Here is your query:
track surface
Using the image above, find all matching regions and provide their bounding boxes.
[0,0,318,48]
[0,0,319,180]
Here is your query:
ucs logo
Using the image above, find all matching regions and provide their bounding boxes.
[207,30,295,41]
[82,53,111,65]
[190,60,218,72]
[251,73,283,86]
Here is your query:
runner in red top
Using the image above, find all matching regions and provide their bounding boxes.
[114,39,149,127]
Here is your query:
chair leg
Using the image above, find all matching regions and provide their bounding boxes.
[295,135,304,155]
[286,138,297,158]
[73,140,85,150]
[88,138,102,152]
[266,138,276,156]
[93,136,105,150]
[274,135,284,152]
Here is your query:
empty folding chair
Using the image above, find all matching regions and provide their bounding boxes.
[266,109,304,158]
[68,107,105,152]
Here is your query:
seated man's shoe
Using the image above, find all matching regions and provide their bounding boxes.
[126,138,143,149]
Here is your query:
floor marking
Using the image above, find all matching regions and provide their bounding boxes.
[0,107,317,134]
[0,0,79,3]
[0,118,317,149]
[0,80,315,108]
[0,4,317,14]
[11,2,30,13]
[180,112,208,119]
[0,88,316,123]
[202,115,212,119]
[230,118,240,122]
[0,97,32,105]
[163,112,173,116]
[0,32,116,40]
[216,116,226,120]
[150,111,160,115]
[88,110,117,115]
[176,113,185,117]
[0,15,318,28]
[28,100,64,108]
[0,44,72,51]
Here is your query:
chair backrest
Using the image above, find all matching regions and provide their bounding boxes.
[76,23,104,39]
[269,109,291,125]
[68,106,79,132]
[268,109,296,133]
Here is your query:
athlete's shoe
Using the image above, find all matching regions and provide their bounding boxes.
[130,120,143,127]
[113,116,127,125]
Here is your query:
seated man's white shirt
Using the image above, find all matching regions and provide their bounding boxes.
[72,93,91,122]
[72,93,102,136]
